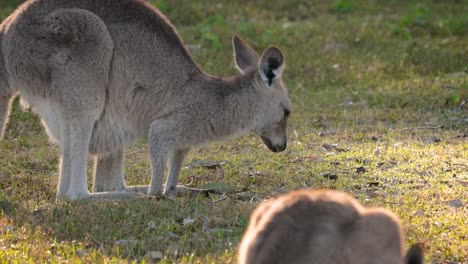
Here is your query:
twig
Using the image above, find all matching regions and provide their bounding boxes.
[271,186,287,196]
[441,85,464,90]
[211,196,228,204]
[452,163,468,169]
[397,125,443,132]
[375,198,403,205]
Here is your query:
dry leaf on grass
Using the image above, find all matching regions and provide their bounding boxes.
[377,161,398,170]
[144,251,163,261]
[322,173,338,180]
[456,180,468,186]
[446,199,464,208]
[183,217,196,226]
[114,239,141,247]
[356,166,367,174]
[146,221,156,230]
[289,156,322,163]
[322,143,338,150]
[322,143,349,152]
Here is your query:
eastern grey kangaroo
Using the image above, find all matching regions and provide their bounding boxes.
[0,0,291,200]
[238,189,424,264]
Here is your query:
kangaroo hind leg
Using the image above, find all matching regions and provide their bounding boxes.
[0,44,12,140]
[48,9,144,200]
[93,148,127,192]
[41,8,114,200]
[0,91,13,140]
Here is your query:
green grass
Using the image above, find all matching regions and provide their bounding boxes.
[0,0,467,263]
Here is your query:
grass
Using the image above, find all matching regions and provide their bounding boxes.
[0,0,467,263]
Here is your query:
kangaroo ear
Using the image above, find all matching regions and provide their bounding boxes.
[233,35,259,73]
[405,244,424,264]
[259,47,285,86]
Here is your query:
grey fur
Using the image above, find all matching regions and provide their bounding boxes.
[238,189,424,264]
[0,0,291,200]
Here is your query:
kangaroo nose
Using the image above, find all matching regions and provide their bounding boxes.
[260,136,287,153]
[274,143,286,152]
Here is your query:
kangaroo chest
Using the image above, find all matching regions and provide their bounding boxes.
[20,93,62,144]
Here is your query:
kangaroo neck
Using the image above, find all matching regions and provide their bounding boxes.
[193,71,259,140]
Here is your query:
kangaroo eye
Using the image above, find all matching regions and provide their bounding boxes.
[284,109,291,118]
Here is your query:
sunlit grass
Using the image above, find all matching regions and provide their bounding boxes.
[0,0,467,263]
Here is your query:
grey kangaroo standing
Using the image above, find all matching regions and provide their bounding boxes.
[239,189,424,264]
[0,0,291,200]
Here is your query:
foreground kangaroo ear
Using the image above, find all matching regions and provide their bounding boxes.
[233,35,259,73]
[405,244,424,264]
[259,47,285,86]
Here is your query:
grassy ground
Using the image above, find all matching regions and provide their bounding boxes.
[0,0,467,263]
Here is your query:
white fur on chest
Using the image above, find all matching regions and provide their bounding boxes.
[20,93,62,144]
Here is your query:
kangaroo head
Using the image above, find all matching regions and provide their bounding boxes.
[238,189,425,264]
[232,35,291,153]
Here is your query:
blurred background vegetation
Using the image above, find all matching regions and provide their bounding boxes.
[1,0,467,118]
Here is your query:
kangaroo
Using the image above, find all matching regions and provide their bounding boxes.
[238,189,424,264]
[0,0,291,200]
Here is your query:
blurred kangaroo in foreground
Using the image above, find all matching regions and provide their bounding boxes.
[0,0,291,200]
[239,189,424,264]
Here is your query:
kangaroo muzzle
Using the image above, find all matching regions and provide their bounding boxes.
[261,135,287,153]
[260,117,288,153]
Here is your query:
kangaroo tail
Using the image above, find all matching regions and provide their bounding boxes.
[0,30,13,140]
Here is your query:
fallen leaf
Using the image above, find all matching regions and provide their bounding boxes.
[457,180,468,186]
[144,251,163,260]
[249,171,266,177]
[425,136,441,144]
[290,156,321,163]
[114,239,141,247]
[318,131,336,137]
[413,210,425,216]
[367,181,380,187]
[165,231,180,239]
[322,173,338,180]
[377,161,398,170]
[322,143,338,150]
[447,199,464,208]
[340,99,356,107]
[146,221,156,230]
[183,217,196,226]
[356,166,367,174]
